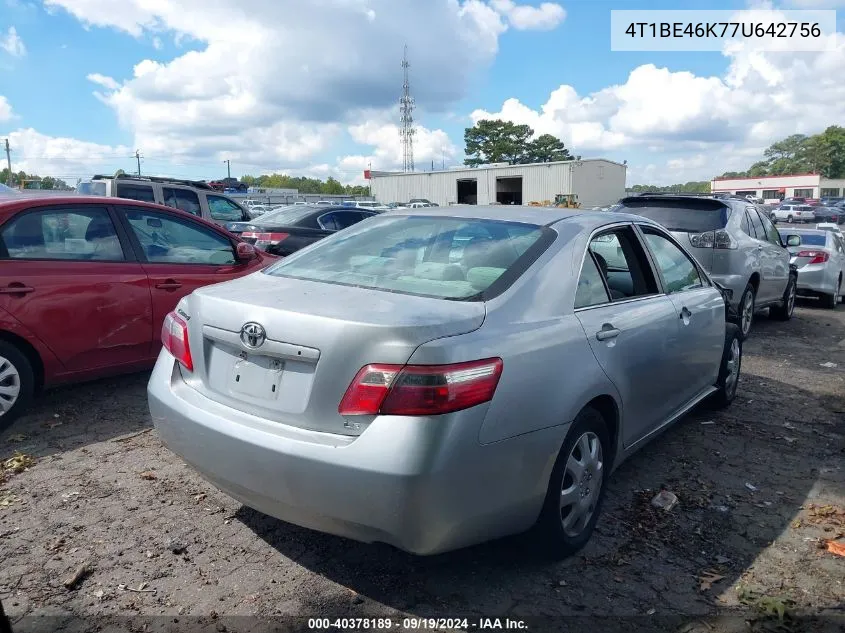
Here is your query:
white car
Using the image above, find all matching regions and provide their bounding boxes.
[817,223,843,236]
[771,204,815,224]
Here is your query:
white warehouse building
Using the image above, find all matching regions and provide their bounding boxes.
[710,173,845,201]
[368,158,627,208]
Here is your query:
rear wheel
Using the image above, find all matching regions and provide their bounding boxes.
[534,407,610,559]
[787,215,794,223]
[0,341,34,433]
[737,283,756,338]
[770,276,796,321]
[708,324,742,410]
[821,276,841,309]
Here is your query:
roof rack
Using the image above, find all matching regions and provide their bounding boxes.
[91,174,214,191]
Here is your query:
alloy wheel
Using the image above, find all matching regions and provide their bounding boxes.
[725,338,741,398]
[0,356,21,417]
[560,432,604,538]
[787,283,796,316]
[741,291,754,336]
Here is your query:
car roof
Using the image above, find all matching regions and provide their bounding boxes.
[378,204,662,231]
[0,195,227,232]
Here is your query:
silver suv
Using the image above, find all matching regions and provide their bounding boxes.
[77,175,250,226]
[614,194,797,338]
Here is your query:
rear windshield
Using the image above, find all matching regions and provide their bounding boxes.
[783,232,827,246]
[252,206,316,226]
[263,215,552,301]
[76,181,107,196]
[615,200,728,232]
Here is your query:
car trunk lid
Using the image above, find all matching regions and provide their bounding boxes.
[177,272,486,436]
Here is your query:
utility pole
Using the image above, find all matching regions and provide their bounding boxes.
[4,139,11,187]
[135,149,142,176]
[224,159,231,179]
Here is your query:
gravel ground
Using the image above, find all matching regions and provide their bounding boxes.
[0,303,843,633]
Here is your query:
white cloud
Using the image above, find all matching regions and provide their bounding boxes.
[86,73,120,91]
[1,128,133,179]
[1,26,26,57]
[490,0,566,30]
[152,36,162,50]
[0,96,13,122]
[471,25,845,182]
[42,0,561,174]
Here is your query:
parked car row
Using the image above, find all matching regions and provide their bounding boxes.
[0,195,274,430]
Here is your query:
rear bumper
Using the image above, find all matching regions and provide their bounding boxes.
[709,273,746,311]
[147,353,560,555]
[794,265,837,296]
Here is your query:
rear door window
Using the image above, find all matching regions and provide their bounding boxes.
[162,187,202,217]
[748,209,766,240]
[115,183,156,204]
[587,226,659,301]
[206,194,246,221]
[757,211,782,245]
[122,208,236,265]
[641,229,704,294]
[1,207,126,261]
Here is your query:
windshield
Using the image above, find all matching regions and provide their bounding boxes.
[251,205,316,226]
[616,200,728,232]
[263,215,551,301]
[783,232,827,247]
[77,181,107,196]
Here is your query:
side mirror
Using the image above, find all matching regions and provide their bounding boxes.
[236,242,257,261]
[786,235,801,247]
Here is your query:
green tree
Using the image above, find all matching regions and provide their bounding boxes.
[525,133,573,163]
[464,119,534,166]
[320,177,345,195]
[629,181,710,193]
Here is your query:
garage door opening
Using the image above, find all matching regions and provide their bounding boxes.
[457,179,477,205]
[496,177,522,205]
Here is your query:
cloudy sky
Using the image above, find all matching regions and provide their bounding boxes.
[1,0,844,186]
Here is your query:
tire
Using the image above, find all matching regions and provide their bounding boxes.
[708,324,743,410]
[0,341,34,434]
[737,283,756,339]
[770,275,796,321]
[821,277,840,309]
[534,406,610,559]
[787,215,793,223]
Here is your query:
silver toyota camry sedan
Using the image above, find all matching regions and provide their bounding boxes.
[148,206,742,557]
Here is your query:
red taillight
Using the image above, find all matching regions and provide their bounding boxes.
[796,250,829,264]
[243,232,289,245]
[338,358,504,417]
[161,311,193,371]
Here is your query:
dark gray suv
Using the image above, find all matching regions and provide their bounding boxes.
[614,194,797,338]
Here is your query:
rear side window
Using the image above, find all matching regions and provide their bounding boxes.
[616,200,728,232]
[163,187,201,216]
[206,195,246,221]
[757,211,782,245]
[264,215,552,301]
[1,207,125,261]
[116,183,156,204]
[575,252,610,308]
[587,226,659,301]
[748,210,766,239]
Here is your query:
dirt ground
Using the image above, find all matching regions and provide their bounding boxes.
[0,302,843,633]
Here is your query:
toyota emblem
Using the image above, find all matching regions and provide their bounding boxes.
[240,322,266,348]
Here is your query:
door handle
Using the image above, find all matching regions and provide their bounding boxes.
[155,280,182,290]
[595,324,621,341]
[0,284,35,295]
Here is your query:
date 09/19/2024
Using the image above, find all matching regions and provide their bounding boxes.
[308,618,529,630]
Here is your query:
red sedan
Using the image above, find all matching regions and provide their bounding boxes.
[0,196,275,429]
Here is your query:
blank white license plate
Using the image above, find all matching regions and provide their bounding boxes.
[230,354,284,400]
